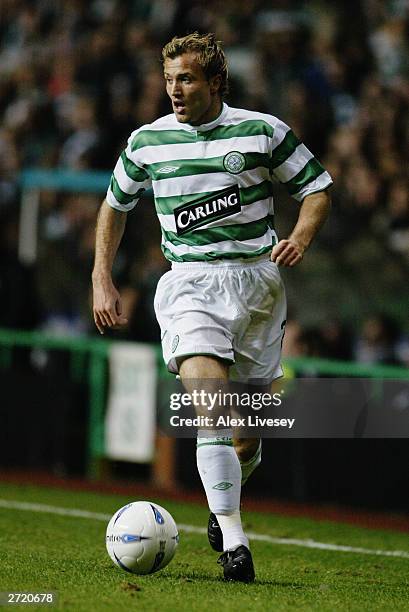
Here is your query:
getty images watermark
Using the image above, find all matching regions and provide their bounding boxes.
[160,378,409,438]
[168,389,296,430]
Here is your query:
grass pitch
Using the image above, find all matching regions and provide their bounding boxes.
[0,482,408,611]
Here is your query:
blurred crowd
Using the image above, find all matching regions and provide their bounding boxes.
[0,0,408,366]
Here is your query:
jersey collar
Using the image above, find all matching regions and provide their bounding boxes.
[175,103,229,132]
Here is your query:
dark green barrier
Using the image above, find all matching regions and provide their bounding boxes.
[0,328,407,477]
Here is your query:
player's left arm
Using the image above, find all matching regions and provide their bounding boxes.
[271,188,331,267]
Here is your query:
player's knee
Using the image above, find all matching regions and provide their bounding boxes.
[233,437,260,462]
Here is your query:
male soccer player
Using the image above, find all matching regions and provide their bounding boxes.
[92,33,332,583]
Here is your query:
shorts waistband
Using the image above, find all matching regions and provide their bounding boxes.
[171,254,272,270]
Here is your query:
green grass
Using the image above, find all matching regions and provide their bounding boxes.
[0,482,408,611]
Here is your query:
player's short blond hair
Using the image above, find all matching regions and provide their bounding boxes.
[162,32,228,98]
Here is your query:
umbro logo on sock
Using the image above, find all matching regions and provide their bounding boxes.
[212,482,233,490]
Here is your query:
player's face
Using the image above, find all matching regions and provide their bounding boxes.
[164,53,222,126]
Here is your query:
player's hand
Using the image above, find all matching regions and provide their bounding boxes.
[92,276,128,335]
[271,239,304,267]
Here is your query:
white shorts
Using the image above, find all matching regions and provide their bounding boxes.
[154,255,287,384]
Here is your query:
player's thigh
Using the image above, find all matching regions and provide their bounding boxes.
[179,355,230,419]
[179,355,229,380]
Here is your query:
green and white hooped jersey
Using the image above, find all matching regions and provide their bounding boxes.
[106,103,333,262]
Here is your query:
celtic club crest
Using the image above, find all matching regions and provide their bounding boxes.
[223,151,246,174]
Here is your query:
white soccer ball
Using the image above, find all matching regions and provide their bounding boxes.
[106,501,179,575]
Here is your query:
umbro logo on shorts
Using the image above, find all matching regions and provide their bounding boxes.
[174,185,241,235]
[171,335,179,353]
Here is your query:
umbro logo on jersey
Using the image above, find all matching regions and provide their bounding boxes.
[174,186,241,235]
[157,165,180,174]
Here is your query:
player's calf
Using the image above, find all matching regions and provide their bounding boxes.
[234,438,262,485]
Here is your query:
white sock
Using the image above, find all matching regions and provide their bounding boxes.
[240,441,262,486]
[196,429,247,550]
[217,510,249,551]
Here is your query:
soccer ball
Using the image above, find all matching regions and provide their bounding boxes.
[106,501,179,575]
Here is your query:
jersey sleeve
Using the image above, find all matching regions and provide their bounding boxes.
[106,129,152,212]
[269,119,333,202]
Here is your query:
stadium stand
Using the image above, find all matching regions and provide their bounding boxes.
[0,0,408,363]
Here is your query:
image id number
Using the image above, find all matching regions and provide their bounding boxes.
[0,592,57,605]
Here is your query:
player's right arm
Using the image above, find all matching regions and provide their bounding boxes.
[92,200,128,334]
[93,127,152,334]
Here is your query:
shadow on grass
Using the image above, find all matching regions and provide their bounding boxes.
[153,570,306,589]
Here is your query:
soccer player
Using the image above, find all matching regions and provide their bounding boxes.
[92,33,332,583]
